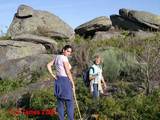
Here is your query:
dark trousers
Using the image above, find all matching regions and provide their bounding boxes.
[57,98,74,120]
[93,84,100,99]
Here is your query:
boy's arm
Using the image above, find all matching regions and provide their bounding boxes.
[101,76,107,88]
[89,75,96,81]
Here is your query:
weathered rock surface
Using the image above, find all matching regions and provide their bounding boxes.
[110,15,148,31]
[0,54,52,80]
[110,8,160,31]
[12,33,57,52]
[119,8,160,30]
[0,40,46,64]
[75,16,112,37]
[7,4,74,40]
[16,4,33,18]
[12,33,57,45]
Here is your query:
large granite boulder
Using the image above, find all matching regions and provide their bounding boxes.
[0,40,46,64]
[75,16,112,37]
[119,8,160,30]
[0,54,52,80]
[110,15,148,31]
[110,8,160,31]
[12,33,57,53]
[7,4,74,40]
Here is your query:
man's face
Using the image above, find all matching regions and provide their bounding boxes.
[63,48,72,56]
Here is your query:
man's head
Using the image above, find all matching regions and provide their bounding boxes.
[62,45,73,56]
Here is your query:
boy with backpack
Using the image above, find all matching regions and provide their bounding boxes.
[89,55,107,98]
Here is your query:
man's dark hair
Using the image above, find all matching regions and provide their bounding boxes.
[62,45,73,51]
[59,45,73,54]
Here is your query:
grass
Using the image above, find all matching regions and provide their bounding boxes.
[0,33,160,119]
[0,70,51,95]
[0,76,160,120]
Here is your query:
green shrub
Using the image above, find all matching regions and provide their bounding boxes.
[99,47,140,82]
[0,70,50,95]
[0,30,11,40]
[28,88,58,119]
[0,79,26,95]
[0,109,18,120]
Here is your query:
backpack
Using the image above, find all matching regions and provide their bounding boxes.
[82,67,94,87]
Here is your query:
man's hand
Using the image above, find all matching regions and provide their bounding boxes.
[51,73,57,80]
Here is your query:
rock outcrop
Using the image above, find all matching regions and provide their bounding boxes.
[0,54,52,80]
[110,15,146,31]
[119,8,160,30]
[110,8,160,31]
[75,9,160,40]
[75,16,112,37]
[12,33,57,52]
[7,4,74,40]
[0,40,46,64]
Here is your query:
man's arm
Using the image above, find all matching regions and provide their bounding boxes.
[47,60,56,79]
[63,61,75,92]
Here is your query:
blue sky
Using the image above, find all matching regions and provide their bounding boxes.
[0,0,160,33]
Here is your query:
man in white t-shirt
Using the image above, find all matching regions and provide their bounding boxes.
[89,55,107,98]
[47,45,75,120]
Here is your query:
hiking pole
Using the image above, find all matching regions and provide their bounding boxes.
[73,89,83,120]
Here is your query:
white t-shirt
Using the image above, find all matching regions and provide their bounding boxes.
[89,64,102,84]
[89,64,103,93]
[54,55,71,77]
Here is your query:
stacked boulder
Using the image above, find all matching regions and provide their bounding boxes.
[0,4,74,80]
[75,8,160,40]
[7,4,74,40]
[110,8,160,31]
[75,16,112,37]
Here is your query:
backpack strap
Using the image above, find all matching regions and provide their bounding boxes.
[89,66,95,82]
[89,67,95,74]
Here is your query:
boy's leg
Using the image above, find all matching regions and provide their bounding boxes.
[93,84,99,98]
